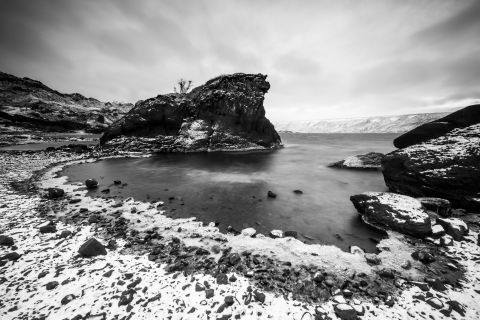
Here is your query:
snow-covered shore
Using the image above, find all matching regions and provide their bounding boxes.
[1,150,479,319]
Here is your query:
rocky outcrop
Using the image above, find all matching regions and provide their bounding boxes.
[100,73,282,152]
[393,104,480,148]
[350,192,432,237]
[0,71,133,133]
[383,124,480,211]
[328,152,383,170]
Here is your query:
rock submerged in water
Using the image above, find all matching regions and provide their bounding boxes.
[393,104,480,148]
[329,152,384,170]
[85,179,98,189]
[100,73,282,152]
[350,192,432,237]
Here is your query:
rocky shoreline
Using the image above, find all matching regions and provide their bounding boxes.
[1,148,479,319]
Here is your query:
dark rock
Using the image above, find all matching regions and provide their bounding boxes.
[2,252,21,261]
[436,217,468,241]
[284,231,298,238]
[393,104,480,148]
[267,190,277,198]
[59,230,72,238]
[85,179,98,189]
[383,122,480,211]
[46,188,64,199]
[78,238,107,257]
[364,254,381,265]
[411,250,435,264]
[39,222,57,234]
[426,298,444,309]
[61,294,76,305]
[114,180,122,185]
[216,273,229,285]
[224,296,235,307]
[377,268,395,279]
[350,192,432,237]
[411,281,430,291]
[253,290,266,303]
[227,253,241,266]
[329,152,383,170]
[0,235,14,246]
[417,197,451,217]
[118,289,135,306]
[229,274,237,282]
[446,300,466,316]
[293,189,303,194]
[46,281,59,290]
[100,73,282,152]
[205,289,214,299]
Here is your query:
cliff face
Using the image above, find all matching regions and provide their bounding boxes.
[101,73,282,152]
[0,71,133,133]
[393,104,480,148]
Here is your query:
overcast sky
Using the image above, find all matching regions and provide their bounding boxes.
[1,0,479,122]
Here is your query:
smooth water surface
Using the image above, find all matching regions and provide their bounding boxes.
[61,133,399,252]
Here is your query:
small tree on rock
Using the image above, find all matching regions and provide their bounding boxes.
[174,79,192,94]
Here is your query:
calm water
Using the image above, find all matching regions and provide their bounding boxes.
[61,133,399,252]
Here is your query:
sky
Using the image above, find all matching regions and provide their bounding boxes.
[0,0,479,122]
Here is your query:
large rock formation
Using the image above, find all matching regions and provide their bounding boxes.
[383,124,480,211]
[100,73,282,152]
[0,71,133,133]
[350,192,432,237]
[393,104,480,148]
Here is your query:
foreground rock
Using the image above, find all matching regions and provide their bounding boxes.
[383,123,480,210]
[100,73,282,152]
[328,152,383,170]
[393,104,480,148]
[350,192,432,237]
[78,238,107,257]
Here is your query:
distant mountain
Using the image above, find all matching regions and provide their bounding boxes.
[0,71,133,133]
[274,112,450,134]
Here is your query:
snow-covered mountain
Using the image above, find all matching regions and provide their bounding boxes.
[274,112,450,133]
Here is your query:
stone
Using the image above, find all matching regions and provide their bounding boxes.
[216,273,228,285]
[240,228,256,237]
[431,224,445,238]
[417,198,452,217]
[329,152,383,170]
[253,290,266,303]
[364,253,381,265]
[85,179,98,189]
[59,230,72,239]
[446,300,466,316]
[383,121,480,211]
[78,238,107,257]
[61,294,76,305]
[224,295,235,306]
[205,289,214,299]
[0,235,14,246]
[440,234,454,246]
[46,281,59,290]
[333,295,347,304]
[227,253,241,266]
[411,250,435,264]
[284,230,298,238]
[426,298,444,309]
[267,190,277,198]
[349,246,365,255]
[39,222,56,234]
[350,192,432,237]
[436,217,468,241]
[293,189,303,194]
[100,73,282,152]
[2,252,21,261]
[393,104,480,148]
[333,303,358,320]
[114,180,122,185]
[411,281,430,291]
[46,188,64,199]
[377,268,395,279]
[269,229,283,238]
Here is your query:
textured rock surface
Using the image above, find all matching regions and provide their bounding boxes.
[393,104,480,148]
[350,192,432,237]
[0,71,132,133]
[383,124,480,211]
[328,152,383,170]
[100,73,282,152]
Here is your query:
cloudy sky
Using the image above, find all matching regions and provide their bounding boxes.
[1,0,479,122]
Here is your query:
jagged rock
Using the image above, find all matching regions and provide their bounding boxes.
[350,192,432,237]
[334,303,358,320]
[39,222,57,234]
[446,300,466,316]
[436,218,468,241]
[329,152,383,170]
[85,179,98,189]
[101,73,282,152]
[383,123,480,211]
[78,238,107,257]
[417,198,452,217]
[224,295,234,306]
[411,249,435,264]
[364,253,381,265]
[205,289,214,299]
[227,253,241,266]
[431,224,446,238]
[0,235,14,246]
[349,246,365,255]
[253,290,266,303]
[59,230,72,238]
[46,188,64,199]
[267,190,277,198]
[440,234,454,246]
[216,273,228,285]
[269,230,283,238]
[394,104,480,148]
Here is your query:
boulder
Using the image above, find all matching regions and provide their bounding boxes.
[46,188,64,199]
[383,123,480,211]
[329,152,383,170]
[0,235,14,246]
[85,179,98,189]
[78,238,107,257]
[39,222,57,234]
[334,303,358,320]
[100,73,282,152]
[394,104,480,148]
[436,218,468,241]
[350,192,432,237]
[417,197,452,217]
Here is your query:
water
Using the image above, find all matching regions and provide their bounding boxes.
[61,133,399,252]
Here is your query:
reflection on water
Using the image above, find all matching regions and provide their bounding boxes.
[61,133,399,252]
